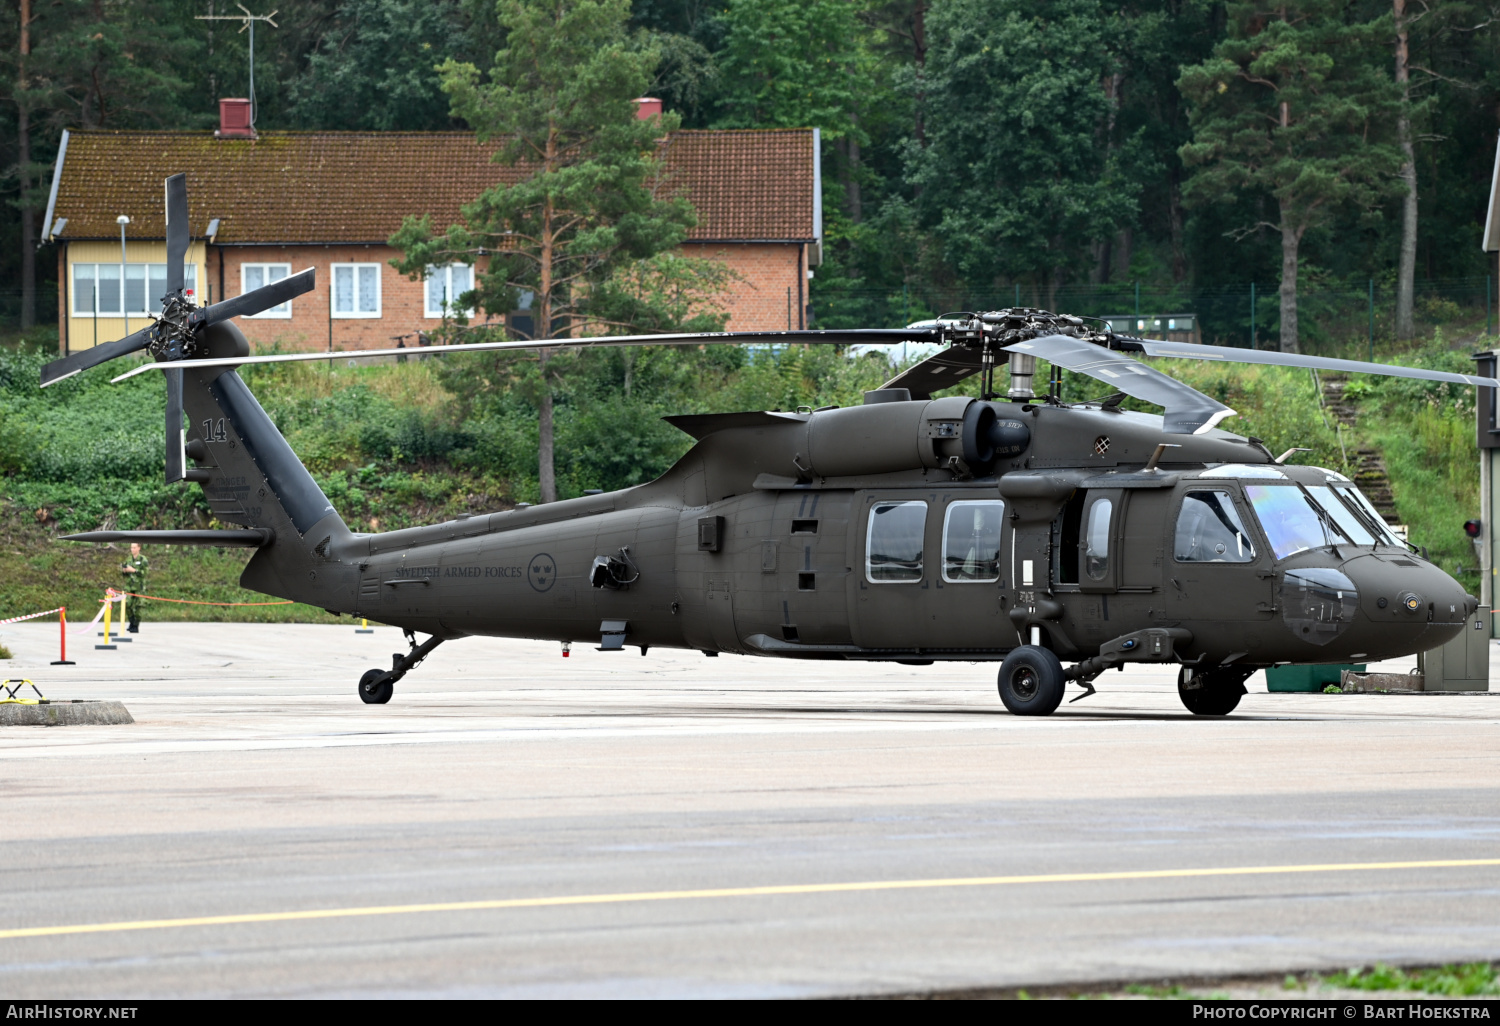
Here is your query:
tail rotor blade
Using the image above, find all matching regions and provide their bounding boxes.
[40,325,154,387]
[164,367,185,484]
[164,174,189,296]
[199,268,315,326]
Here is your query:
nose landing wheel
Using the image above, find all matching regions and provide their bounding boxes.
[1178,667,1250,716]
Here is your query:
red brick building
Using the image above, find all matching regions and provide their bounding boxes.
[43,124,822,355]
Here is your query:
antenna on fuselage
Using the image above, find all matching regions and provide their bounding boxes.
[1144,443,1181,472]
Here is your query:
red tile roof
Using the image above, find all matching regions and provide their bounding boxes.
[50,129,818,246]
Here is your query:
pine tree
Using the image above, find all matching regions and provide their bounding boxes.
[906,0,1142,303]
[390,0,696,504]
[1178,0,1402,353]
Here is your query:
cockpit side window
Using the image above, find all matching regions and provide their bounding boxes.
[1175,490,1256,563]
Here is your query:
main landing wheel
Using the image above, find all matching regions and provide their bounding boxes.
[997,645,1066,716]
[359,668,394,705]
[1177,667,1248,716]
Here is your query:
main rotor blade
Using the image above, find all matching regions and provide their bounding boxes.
[880,344,986,398]
[41,325,154,387]
[110,329,939,382]
[164,367,185,484]
[164,173,189,296]
[1121,337,1499,388]
[197,267,317,326]
[1006,335,1236,435]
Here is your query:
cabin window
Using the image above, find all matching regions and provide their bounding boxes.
[866,501,927,583]
[942,500,1004,583]
[1176,489,1255,563]
[1084,498,1113,580]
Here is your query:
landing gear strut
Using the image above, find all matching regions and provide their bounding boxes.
[358,630,444,705]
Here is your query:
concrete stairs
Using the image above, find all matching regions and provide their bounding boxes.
[1319,376,1400,525]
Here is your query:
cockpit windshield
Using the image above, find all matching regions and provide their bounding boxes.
[1245,483,1398,559]
[1332,485,1403,547]
[1305,486,1376,546]
[1244,486,1341,559]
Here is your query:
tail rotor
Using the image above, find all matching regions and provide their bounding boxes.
[41,172,317,483]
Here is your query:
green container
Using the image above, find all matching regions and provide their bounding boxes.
[1265,663,1367,693]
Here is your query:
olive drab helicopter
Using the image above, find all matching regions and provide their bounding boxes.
[42,175,1494,716]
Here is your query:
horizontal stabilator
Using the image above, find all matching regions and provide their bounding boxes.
[60,529,273,548]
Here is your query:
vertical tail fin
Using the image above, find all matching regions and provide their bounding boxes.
[178,323,356,610]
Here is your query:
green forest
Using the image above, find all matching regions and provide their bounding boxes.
[0,0,1496,619]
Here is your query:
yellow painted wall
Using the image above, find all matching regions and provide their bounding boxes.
[62,240,210,353]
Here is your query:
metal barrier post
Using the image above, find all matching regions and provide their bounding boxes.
[96,592,117,650]
[51,607,75,665]
[101,591,131,642]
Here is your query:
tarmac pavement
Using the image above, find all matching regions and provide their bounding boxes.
[0,622,1497,998]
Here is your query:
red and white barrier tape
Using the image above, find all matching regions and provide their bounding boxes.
[74,600,110,633]
[0,607,63,626]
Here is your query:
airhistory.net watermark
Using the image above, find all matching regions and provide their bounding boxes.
[5,1008,138,1020]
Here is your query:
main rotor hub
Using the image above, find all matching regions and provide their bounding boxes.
[146,291,206,362]
[929,308,1115,402]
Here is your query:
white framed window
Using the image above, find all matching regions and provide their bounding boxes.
[866,500,927,584]
[72,263,196,316]
[241,263,293,318]
[332,263,382,318]
[941,500,1005,583]
[424,263,474,318]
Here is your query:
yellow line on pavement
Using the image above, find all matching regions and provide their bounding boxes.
[3,857,1497,941]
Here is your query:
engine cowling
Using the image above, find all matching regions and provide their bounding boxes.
[799,398,1031,478]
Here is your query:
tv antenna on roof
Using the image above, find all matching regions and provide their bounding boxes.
[196,4,279,130]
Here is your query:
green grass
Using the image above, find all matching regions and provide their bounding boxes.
[0,642,11,659]
[0,502,341,624]
[1123,983,1188,998]
[1321,963,1499,996]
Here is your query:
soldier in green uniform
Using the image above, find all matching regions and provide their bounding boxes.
[121,542,148,633]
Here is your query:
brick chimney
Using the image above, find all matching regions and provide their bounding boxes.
[215,98,254,139]
[634,97,662,121]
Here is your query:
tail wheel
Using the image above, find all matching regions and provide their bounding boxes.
[997,646,1066,716]
[359,668,394,705]
[1177,667,1249,716]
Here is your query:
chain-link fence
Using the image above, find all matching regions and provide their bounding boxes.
[811,276,1500,356]
[0,285,60,335]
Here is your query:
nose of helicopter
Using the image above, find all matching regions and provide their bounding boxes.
[1334,554,1476,659]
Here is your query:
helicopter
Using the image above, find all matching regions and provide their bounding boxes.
[40,174,1494,716]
